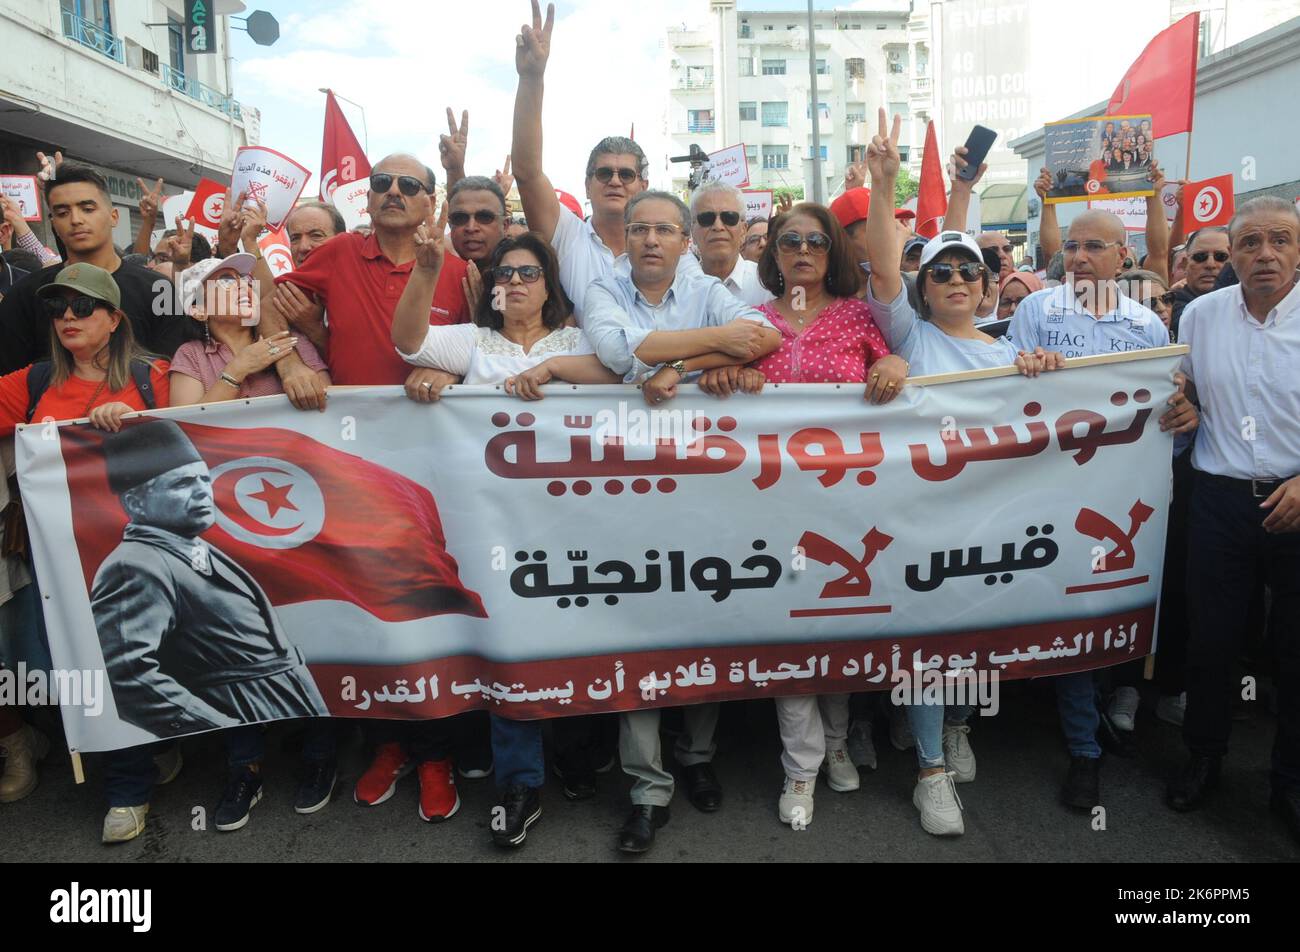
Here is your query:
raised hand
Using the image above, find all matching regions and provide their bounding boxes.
[495,155,515,196]
[216,189,247,257]
[776,192,794,214]
[866,108,902,184]
[1149,161,1167,194]
[843,161,867,192]
[413,202,449,273]
[36,150,64,182]
[947,146,987,191]
[167,217,197,271]
[516,0,555,77]
[240,197,270,251]
[439,108,468,173]
[1033,166,1053,199]
[137,178,165,221]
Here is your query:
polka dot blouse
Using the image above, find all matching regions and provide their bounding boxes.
[749,297,892,384]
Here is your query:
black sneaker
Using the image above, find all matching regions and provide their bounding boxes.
[1060,756,1101,811]
[553,762,597,801]
[294,759,337,815]
[215,766,263,832]
[492,784,541,847]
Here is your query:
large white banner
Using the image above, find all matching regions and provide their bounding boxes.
[17,350,1183,753]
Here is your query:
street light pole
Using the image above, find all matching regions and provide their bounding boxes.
[807,0,822,203]
[319,87,369,153]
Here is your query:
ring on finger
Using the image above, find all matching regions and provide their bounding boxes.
[421,381,433,389]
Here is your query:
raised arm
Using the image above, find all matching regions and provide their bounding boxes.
[942,146,986,235]
[439,108,469,191]
[392,203,449,355]
[1144,163,1170,284]
[132,177,165,255]
[1033,166,1061,263]
[865,108,904,304]
[512,0,561,242]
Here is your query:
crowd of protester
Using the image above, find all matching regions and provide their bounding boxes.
[0,0,1296,856]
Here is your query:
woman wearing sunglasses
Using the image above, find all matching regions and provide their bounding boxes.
[863,109,1061,838]
[1117,269,1175,333]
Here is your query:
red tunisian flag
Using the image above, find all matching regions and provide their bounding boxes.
[184,177,228,230]
[60,421,486,623]
[1107,13,1200,138]
[320,90,371,202]
[914,121,947,239]
[1184,173,1235,228]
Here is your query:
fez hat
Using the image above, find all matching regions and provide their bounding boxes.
[104,420,204,494]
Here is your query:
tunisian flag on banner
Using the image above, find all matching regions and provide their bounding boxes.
[59,421,486,623]
[1107,12,1200,138]
[915,121,947,239]
[320,90,371,203]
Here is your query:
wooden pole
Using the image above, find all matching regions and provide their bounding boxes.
[70,750,84,784]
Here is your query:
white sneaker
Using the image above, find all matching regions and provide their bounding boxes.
[154,747,183,785]
[778,775,815,827]
[846,718,878,770]
[821,747,860,792]
[942,723,976,783]
[1109,686,1140,732]
[102,805,149,844]
[912,772,964,836]
[889,704,915,751]
[1156,692,1186,727]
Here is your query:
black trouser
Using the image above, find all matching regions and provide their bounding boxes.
[1184,471,1300,788]
[551,713,618,776]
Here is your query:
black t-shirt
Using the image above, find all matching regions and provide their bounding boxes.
[0,259,193,375]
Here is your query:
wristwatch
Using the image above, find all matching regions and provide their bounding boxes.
[669,359,688,377]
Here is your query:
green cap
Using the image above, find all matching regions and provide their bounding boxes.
[35,263,121,310]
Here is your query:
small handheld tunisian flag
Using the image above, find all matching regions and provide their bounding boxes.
[320,90,371,203]
[1183,173,1235,228]
[60,421,486,624]
[914,121,947,239]
[257,226,295,276]
[1107,12,1200,139]
[183,178,228,230]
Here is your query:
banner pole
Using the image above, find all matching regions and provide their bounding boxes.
[70,750,84,785]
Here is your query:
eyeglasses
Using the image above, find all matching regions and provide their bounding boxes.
[926,261,985,284]
[775,231,831,255]
[593,167,639,185]
[742,233,767,247]
[695,210,741,228]
[43,294,108,321]
[369,172,431,197]
[492,265,544,284]
[1063,239,1122,254]
[626,222,683,239]
[1189,250,1230,264]
[449,210,501,227]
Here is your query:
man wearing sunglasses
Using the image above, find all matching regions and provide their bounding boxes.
[511,1,698,321]
[1168,227,1230,336]
[977,232,1015,280]
[690,180,774,307]
[447,176,509,314]
[263,154,471,410]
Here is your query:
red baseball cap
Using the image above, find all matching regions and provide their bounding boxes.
[555,189,584,219]
[830,187,871,229]
[894,208,917,222]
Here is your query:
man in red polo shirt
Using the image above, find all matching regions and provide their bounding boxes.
[261,153,470,407]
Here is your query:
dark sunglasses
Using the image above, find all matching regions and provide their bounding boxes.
[492,265,544,284]
[926,261,985,284]
[43,294,109,320]
[449,210,501,227]
[1190,250,1230,264]
[592,167,639,185]
[1140,291,1175,308]
[369,172,431,197]
[695,210,741,228]
[775,231,831,255]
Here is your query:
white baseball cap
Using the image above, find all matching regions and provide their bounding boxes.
[918,230,983,269]
[179,252,257,316]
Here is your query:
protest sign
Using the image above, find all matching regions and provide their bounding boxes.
[18,350,1182,752]
[331,178,370,231]
[1044,114,1155,204]
[0,175,42,221]
[231,146,312,229]
[742,189,772,220]
[702,144,750,188]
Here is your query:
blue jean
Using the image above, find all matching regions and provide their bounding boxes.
[490,714,544,789]
[906,703,973,769]
[1055,672,1101,758]
[103,742,174,807]
[225,719,338,768]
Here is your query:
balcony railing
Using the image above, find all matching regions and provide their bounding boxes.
[161,63,244,120]
[676,77,714,90]
[911,76,932,94]
[686,121,716,134]
[61,10,125,64]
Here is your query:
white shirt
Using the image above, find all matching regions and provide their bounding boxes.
[1179,278,1300,480]
[710,255,776,307]
[550,210,702,323]
[397,324,595,384]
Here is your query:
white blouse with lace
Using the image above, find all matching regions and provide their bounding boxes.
[397,324,596,384]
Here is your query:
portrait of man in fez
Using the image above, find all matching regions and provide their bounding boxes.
[90,419,328,738]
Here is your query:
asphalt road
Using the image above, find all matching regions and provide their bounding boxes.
[2,680,1296,863]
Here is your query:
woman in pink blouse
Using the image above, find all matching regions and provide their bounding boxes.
[702,203,907,829]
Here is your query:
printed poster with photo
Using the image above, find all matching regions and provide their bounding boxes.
[1044,115,1155,205]
[0,176,42,221]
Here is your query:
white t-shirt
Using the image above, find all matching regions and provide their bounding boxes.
[397,324,596,384]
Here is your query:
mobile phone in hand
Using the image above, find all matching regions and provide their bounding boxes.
[958,126,998,181]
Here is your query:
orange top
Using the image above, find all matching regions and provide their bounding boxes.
[0,361,171,437]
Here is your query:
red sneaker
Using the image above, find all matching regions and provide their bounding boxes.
[417,759,460,822]
[354,742,412,806]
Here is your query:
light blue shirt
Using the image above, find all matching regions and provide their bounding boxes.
[1007,283,1169,358]
[865,282,1020,376]
[582,268,773,381]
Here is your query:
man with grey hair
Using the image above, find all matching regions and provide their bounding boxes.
[1167,195,1300,843]
[581,188,780,853]
[510,0,697,320]
[690,179,774,307]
